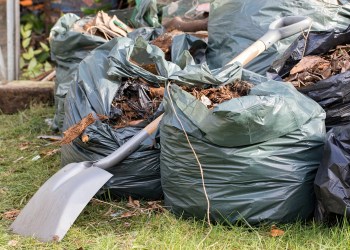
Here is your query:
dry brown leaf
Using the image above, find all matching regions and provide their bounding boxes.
[149,87,165,99]
[40,148,60,157]
[127,196,140,208]
[290,55,329,75]
[284,44,350,87]
[183,79,252,109]
[129,58,159,75]
[52,235,60,241]
[103,206,114,217]
[97,114,109,121]
[120,211,136,218]
[19,142,31,151]
[3,209,20,220]
[7,240,18,247]
[109,78,163,129]
[270,225,285,237]
[150,30,183,60]
[81,134,89,143]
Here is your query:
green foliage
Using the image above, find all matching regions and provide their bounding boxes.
[20,13,52,80]
[81,1,112,15]
[20,13,45,34]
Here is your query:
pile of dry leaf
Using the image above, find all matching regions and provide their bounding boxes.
[72,11,133,40]
[60,78,164,145]
[284,44,350,87]
[109,79,164,129]
[183,79,253,109]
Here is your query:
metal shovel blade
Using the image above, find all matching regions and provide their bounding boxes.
[10,162,112,242]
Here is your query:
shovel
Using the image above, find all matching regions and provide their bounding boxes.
[10,16,312,242]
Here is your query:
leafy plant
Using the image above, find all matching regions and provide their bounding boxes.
[20,13,52,79]
[81,0,112,15]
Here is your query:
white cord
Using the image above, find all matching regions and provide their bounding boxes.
[166,83,212,246]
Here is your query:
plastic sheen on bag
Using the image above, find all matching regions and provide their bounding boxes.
[160,69,326,223]
[314,125,350,222]
[268,26,350,130]
[62,38,164,200]
[207,0,350,74]
[50,13,106,131]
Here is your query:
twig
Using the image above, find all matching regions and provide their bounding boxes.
[91,198,128,211]
[41,70,56,81]
[301,21,313,58]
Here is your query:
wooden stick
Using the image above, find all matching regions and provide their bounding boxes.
[41,70,56,81]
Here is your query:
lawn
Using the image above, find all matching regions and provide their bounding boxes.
[1,105,350,249]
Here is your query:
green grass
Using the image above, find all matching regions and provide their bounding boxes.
[1,105,350,249]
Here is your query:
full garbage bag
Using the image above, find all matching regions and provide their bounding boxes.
[314,125,350,221]
[62,38,166,200]
[207,0,350,74]
[268,26,350,130]
[50,13,106,131]
[160,69,326,224]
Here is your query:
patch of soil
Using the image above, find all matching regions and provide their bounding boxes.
[109,79,164,129]
[283,44,350,88]
[183,79,253,109]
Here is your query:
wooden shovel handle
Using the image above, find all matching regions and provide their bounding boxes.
[144,114,164,135]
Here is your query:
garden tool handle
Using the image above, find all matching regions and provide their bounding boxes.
[227,16,312,67]
[93,114,164,170]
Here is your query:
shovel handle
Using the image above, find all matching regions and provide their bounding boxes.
[93,114,163,170]
[227,16,312,66]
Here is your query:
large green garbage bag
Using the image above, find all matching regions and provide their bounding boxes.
[160,68,326,224]
[62,37,166,200]
[50,13,106,131]
[207,0,350,75]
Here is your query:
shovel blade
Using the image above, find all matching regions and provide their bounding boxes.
[10,162,113,242]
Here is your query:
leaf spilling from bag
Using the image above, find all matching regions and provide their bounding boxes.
[40,148,60,158]
[107,78,164,129]
[118,196,165,219]
[72,11,133,40]
[60,113,96,145]
[183,79,253,109]
[3,209,21,220]
[150,30,184,60]
[284,44,350,88]
[270,225,285,237]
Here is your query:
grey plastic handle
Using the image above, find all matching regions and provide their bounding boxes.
[260,16,312,49]
[227,16,312,67]
[93,114,163,170]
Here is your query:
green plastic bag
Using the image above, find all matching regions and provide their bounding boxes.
[207,0,350,74]
[50,13,106,131]
[130,0,161,28]
[160,68,326,224]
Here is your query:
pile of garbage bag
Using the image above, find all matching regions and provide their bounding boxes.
[49,0,350,225]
